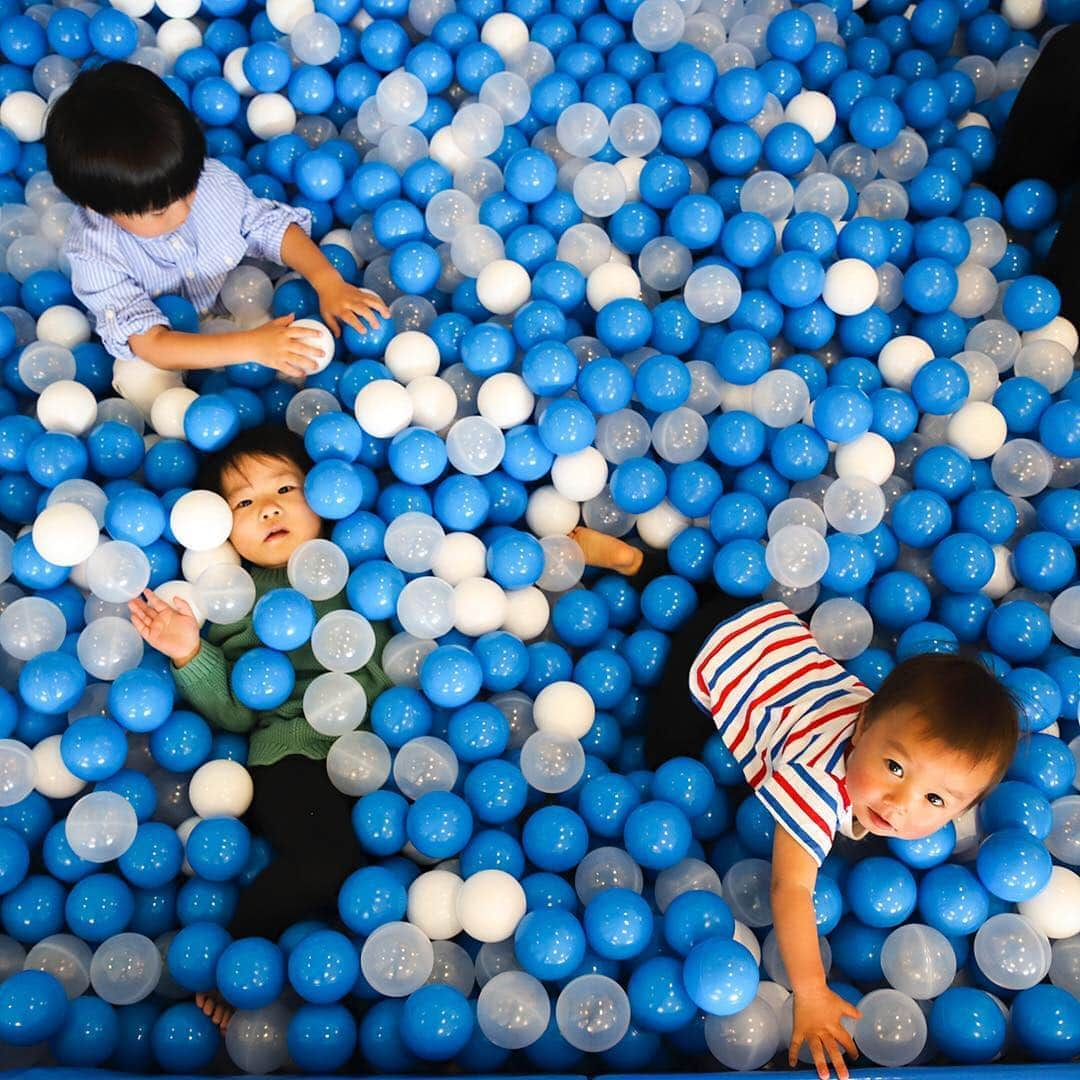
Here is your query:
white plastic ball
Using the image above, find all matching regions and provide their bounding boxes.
[31,502,99,567]
[0,91,46,141]
[1050,586,1080,649]
[946,401,1008,459]
[290,318,335,374]
[223,47,254,95]
[533,681,595,740]
[834,432,895,484]
[1017,866,1080,939]
[501,586,549,640]
[822,258,878,315]
[149,386,199,439]
[188,760,253,818]
[636,500,689,549]
[266,0,313,30]
[355,379,414,437]
[34,380,96,436]
[476,259,531,315]
[408,375,458,431]
[35,305,90,349]
[453,577,507,636]
[431,533,487,585]
[878,335,934,391]
[155,18,201,60]
[246,93,296,139]
[526,487,579,537]
[407,870,464,940]
[477,372,534,429]
[480,11,529,58]
[169,490,233,552]
[385,331,440,384]
[31,735,85,799]
[784,90,836,143]
[551,447,607,501]
[586,263,641,310]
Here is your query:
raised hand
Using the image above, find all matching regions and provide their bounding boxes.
[128,588,201,667]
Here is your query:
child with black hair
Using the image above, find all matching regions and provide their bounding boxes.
[128,426,392,1032]
[45,61,389,376]
[570,525,1019,1080]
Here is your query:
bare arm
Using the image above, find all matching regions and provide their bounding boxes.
[771,825,860,1080]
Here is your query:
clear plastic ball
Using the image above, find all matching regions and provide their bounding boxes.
[556,102,609,156]
[478,71,530,124]
[425,189,478,243]
[224,1002,292,1074]
[89,933,161,1005]
[326,730,392,796]
[765,525,829,589]
[573,162,627,217]
[973,913,1053,990]
[751,370,811,427]
[740,170,794,220]
[382,633,437,687]
[537,536,585,592]
[360,922,435,997]
[556,975,631,1052]
[1049,586,1080,649]
[519,731,585,794]
[684,264,742,323]
[991,438,1054,497]
[394,736,458,799]
[477,970,550,1049]
[654,858,722,913]
[452,102,504,158]
[651,407,708,464]
[26,935,93,1000]
[384,512,445,574]
[76,617,144,681]
[705,996,781,1070]
[0,596,66,660]
[823,478,886,535]
[86,541,151,604]
[18,341,75,392]
[303,671,368,736]
[65,790,138,863]
[450,224,504,277]
[286,538,350,601]
[880,925,956,1000]
[1014,339,1074,393]
[639,236,693,291]
[397,577,456,639]
[221,266,273,323]
[445,416,505,476]
[809,598,873,660]
[853,989,927,1067]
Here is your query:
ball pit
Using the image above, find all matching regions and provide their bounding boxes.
[0,0,1077,1070]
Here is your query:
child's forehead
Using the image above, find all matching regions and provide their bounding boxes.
[221,454,302,494]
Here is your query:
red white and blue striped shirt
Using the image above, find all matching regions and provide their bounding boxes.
[689,601,872,866]
[64,158,312,361]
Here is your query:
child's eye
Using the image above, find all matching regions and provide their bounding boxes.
[927,793,945,808]
[235,499,251,509]
[886,758,903,777]
[278,485,294,494]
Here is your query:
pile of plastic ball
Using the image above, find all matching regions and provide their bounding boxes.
[0,0,1078,1068]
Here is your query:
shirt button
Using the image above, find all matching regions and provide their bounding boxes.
[185,269,195,279]
[171,237,181,250]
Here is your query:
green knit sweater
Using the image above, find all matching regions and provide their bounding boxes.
[171,565,393,768]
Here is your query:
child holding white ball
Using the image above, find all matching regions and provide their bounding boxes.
[45,62,389,377]
[128,426,392,1031]
[570,526,1018,1080]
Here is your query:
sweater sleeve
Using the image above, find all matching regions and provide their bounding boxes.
[171,641,259,733]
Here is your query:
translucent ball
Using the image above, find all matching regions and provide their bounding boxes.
[573,162,627,218]
[765,525,829,589]
[951,262,998,318]
[385,512,445,573]
[722,859,773,928]
[538,536,585,592]
[397,576,456,639]
[326,730,392,796]
[18,341,75,392]
[556,102,609,157]
[751,370,811,428]
[224,1002,292,1074]
[609,103,661,157]
[477,969,549,1048]
[76,617,144,682]
[684,265,742,323]
[705,996,781,1070]
[740,171,794,220]
[652,407,708,464]
[991,439,1054,498]
[425,190,478,243]
[290,12,341,63]
[86,541,151,604]
[450,224,505,277]
[519,731,586,794]
[823,478,886,535]
[595,409,653,464]
[382,633,437,687]
[556,975,631,1052]
[0,739,35,807]
[445,417,505,476]
[1050,586,1080,649]
[393,736,458,799]
[973,913,1053,990]
[287,539,349,602]
[360,922,434,997]
[191,564,256,625]
[639,236,693,291]
[880,924,956,1000]
[479,71,531,124]
[853,989,927,1067]
[25,935,92,1000]
[90,933,161,1005]
[1014,340,1074,393]
[809,598,873,660]
[285,388,340,435]
[221,266,273,323]
[452,103,504,158]
[65,790,138,863]
[654,859,722,913]
[558,224,611,275]
[303,671,368,736]
[308,610,376,673]
[355,379,414,438]
[0,596,66,660]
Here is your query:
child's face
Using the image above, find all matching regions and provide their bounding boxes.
[844,705,1000,840]
[110,194,195,238]
[219,454,322,569]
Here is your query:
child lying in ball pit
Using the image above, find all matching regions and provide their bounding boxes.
[570,525,1020,1080]
[44,61,389,376]
[128,425,392,1032]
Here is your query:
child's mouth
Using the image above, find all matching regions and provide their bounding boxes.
[265,527,289,542]
[867,807,893,831]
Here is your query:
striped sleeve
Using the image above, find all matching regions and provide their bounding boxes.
[755,761,842,866]
[207,159,313,263]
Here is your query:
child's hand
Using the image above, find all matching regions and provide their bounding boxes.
[316,276,391,338]
[247,314,326,378]
[128,588,201,667]
[789,986,861,1080]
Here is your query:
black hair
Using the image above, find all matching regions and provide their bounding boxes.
[44,61,206,216]
[862,652,1020,803]
[197,425,314,497]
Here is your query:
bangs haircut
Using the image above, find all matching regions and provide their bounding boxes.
[197,425,314,498]
[45,61,206,216]
[861,652,1021,802]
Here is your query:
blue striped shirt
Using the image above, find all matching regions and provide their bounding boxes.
[689,601,872,865]
[64,158,312,361]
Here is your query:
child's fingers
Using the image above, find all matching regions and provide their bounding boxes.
[834,1024,858,1060]
[358,288,391,316]
[141,588,169,613]
[172,596,196,619]
[825,1036,850,1080]
[339,310,367,338]
[841,1002,862,1021]
[323,311,341,337]
[351,303,383,331]
[808,1037,830,1080]
[788,1034,803,1068]
[272,313,296,326]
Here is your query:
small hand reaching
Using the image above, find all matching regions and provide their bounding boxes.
[248,313,326,379]
[317,277,391,338]
[128,588,201,667]
[789,986,861,1080]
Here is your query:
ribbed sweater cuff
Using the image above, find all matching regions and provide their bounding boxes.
[172,640,227,696]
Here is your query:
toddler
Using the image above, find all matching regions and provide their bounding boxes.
[571,526,1019,1080]
[128,426,392,1030]
[44,61,389,376]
